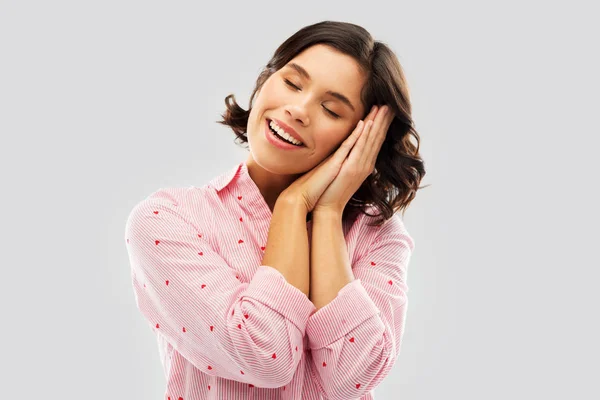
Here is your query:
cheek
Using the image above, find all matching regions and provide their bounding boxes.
[314,129,350,154]
[250,82,277,122]
[257,78,284,104]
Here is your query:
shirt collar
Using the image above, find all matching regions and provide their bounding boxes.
[207,160,316,224]
[208,161,244,192]
[208,160,275,220]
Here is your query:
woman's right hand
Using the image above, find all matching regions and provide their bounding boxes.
[280,118,367,212]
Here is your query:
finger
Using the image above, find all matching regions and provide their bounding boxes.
[349,119,365,140]
[365,105,379,123]
[330,122,363,169]
[356,118,377,167]
[337,119,365,155]
[361,106,382,147]
[364,106,390,164]
[350,118,373,165]
[301,118,366,181]
[373,110,394,150]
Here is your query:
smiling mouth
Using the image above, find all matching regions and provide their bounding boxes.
[267,119,305,147]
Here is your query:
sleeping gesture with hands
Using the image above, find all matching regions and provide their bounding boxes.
[281,104,395,214]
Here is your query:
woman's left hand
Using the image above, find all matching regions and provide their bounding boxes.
[312,104,395,215]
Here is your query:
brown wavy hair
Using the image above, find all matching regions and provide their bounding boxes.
[216,20,428,227]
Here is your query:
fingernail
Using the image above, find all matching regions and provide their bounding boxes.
[381,106,388,115]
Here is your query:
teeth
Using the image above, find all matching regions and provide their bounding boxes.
[269,120,303,146]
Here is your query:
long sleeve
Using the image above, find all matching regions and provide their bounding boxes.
[124,190,316,388]
[305,215,414,400]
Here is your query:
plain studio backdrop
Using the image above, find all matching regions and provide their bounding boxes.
[1,1,598,399]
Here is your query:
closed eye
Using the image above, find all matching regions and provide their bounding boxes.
[284,78,301,91]
[283,79,341,119]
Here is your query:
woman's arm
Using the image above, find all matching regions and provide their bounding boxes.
[308,209,354,309]
[305,212,414,399]
[261,196,310,297]
[125,190,316,387]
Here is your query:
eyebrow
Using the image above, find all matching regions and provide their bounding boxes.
[286,62,356,112]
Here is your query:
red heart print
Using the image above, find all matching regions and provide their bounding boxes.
[349,337,355,342]
[272,353,277,359]
[208,385,210,390]
[165,280,169,285]
[244,313,249,319]
[153,211,158,214]
[388,280,393,285]
[155,240,160,245]
[238,239,244,243]
[322,361,327,367]
[237,324,241,329]
[208,365,212,370]
[210,326,214,331]
[295,346,298,352]
[198,234,202,238]
[201,284,206,288]
[356,384,361,389]
[239,217,243,221]
[198,252,203,256]
[240,370,244,375]
[249,384,254,388]
[156,323,160,328]
[371,261,376,265]
[182,327,186,332]
[261,246,265,251]
[238,196,242,200]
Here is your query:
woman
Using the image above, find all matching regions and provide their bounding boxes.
[125,20,426,400]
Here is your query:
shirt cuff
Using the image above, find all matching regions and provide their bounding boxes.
[242,265,317,334]
[305,279,381,350]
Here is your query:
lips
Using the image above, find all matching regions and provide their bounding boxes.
[265,119,305,150]
[269,118,305,145]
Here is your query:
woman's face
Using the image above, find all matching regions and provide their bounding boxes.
[247,44,367,174]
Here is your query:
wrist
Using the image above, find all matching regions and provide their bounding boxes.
[276,194,309,214]
[312,207,343,219]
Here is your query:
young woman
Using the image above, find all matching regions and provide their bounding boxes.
[125,20,426,400]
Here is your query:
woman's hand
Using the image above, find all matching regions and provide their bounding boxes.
[312,104,395,215]
[279,112,371,213]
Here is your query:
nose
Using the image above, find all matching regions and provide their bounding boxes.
[283,101,310,127]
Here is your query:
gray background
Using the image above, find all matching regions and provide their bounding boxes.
[1,0,598,399]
